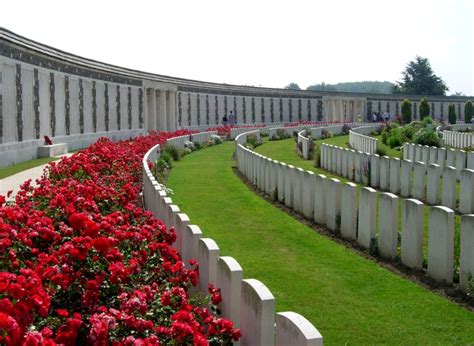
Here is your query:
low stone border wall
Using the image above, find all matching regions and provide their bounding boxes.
[403,143,474,171]
[0,129,145,167]
[235,131,474,293]
[165,131,218,149]
[142,132,323,345]
[443,130,473,149]
[321,143,474,214]
[349,125,379,154]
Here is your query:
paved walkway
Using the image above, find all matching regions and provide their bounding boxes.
[0,154,72,200]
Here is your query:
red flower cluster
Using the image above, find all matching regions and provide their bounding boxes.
[0,130,240,345]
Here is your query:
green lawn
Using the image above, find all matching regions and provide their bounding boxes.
[0,157,57,179]
[167,141,474,345]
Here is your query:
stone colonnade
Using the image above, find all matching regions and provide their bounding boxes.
[323,97,365,122]
[145,87,177,132]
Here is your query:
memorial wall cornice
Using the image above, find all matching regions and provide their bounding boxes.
[0,27,471,100]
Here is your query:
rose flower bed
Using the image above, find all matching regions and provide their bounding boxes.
[0,131,240,345]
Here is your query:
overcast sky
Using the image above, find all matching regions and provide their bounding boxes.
[1,0,472,95]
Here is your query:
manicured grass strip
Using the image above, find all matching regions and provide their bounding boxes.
[0,157,57,179]
[167,142,474,345]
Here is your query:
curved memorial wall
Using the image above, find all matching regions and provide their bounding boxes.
[0,27,471,166]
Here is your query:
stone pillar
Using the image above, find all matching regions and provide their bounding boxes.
[341,182,358,240]
[167,91,177,131]
[460,169,474,214]
[427,164,441,205]
[401,199,424,269]
[428,206,455,283]
[460,215,474,291]
[442,166,457,209]
[378,192,399,259]
[147,88,157,131]
[156,89,168,131]
[357,187,377,249]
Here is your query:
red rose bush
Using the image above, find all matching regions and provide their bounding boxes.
[0,131,240,345]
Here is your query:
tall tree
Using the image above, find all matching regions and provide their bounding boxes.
[419,97,430,119]
[285,83,301,90]
[464,101,473,123]
[448,104,457,124]
[401,99,412,123]
[392,56,448,95]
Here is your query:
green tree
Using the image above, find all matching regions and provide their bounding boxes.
[464,101,473,123]
[392,56,448,95]
[419,97,430,119]
[285,83,301,90]
[401,99,412,123]
[448,104,457,124]
[306,82,336,92]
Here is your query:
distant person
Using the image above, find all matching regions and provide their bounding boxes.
[228,111,235,125]
[222,115,228,125]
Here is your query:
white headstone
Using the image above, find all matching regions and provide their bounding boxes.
[401,199,424,269]
[460,215,474,291]
[314,174,327,225]
[357,187,377,249]
[378,192,399,259]
[240,279,275,346]
[341,182,358,240]
[441,166,457,209]
[460,169,474,214]
[428,206,455,283]
[412,161,427,200]
[426,164,441,205]
[325,178,341,231]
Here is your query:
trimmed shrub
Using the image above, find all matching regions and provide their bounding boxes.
[313,143,321,167]
[164,144,181,161]
[387,132,403,148]
[419,97,430,119]
[465,101,473,123]
[422,116,433,125]
[413,128,440,147]
[375,146,387,156]
[448,103,456,124]
[401,99,412,124]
